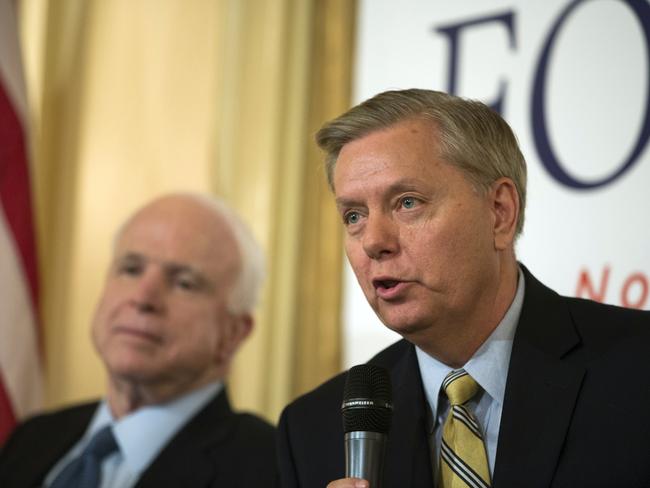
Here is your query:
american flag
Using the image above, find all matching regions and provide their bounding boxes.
[0,0,43,445]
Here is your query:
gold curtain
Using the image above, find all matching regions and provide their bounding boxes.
[19,0,355,423]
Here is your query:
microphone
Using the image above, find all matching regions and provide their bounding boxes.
[341,364,393,488]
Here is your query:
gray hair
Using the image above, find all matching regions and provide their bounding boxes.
[191,194,265,315]
[315,88,527,237]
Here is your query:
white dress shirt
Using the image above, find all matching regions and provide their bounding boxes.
[44,381,223,488]
[416,268,525,484]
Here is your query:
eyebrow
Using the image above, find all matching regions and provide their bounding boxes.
[117,252,195,272]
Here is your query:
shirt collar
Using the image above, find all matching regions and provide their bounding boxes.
[416,267,525,421]
[88,381,223,476]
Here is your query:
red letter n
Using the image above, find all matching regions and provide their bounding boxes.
[575,266,610,303]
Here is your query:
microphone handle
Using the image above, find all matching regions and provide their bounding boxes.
[344,431,387,488]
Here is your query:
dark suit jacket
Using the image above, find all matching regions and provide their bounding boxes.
[0,388,278,487]
[278,268,650,487]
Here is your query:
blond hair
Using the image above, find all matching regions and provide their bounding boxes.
[316,89,527,237]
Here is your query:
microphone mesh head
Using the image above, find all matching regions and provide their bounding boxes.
[342,364,392,434]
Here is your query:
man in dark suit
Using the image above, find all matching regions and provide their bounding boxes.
[277,89,650,488]
[0,193,277,487]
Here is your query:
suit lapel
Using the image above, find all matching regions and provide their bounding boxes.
[383,344,434,488]
[493,268,585,488]
[21,403,97,487]
[135,389,236,487]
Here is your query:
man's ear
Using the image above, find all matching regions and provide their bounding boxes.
[216,314,254,366]
[490,177,519,251]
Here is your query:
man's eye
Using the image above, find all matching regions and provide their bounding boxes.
[175,278,196,290]
[174,274,201,291]
[344,211,361,225]
[119,263,142,275]
[401,197,417,209]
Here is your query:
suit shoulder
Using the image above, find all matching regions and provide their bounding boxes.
[3,401,97,446]
[523,263,649,331]
[523,266,648,341]
[232,411,276,442]
[281,339,409,418]
[557,296,650,370]
[368,339,412,367]
[22,401,97,424]
[567,295,650,323]
[198,396,276,456]
[565,296,650,338]
[282,370,347,422]
[0,401,97,483]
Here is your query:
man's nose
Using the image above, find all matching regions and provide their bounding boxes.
[362,213,399,260]
[130,269,165,313]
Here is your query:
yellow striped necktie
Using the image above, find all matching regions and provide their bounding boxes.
[439,369,491,488]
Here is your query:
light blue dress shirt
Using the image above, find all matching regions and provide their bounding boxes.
[416,268,524,484]
[44,381,223,488]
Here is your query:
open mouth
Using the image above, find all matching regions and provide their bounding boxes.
[373,279,400,290]
[372,278,411,300]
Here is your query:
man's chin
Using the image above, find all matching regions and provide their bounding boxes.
[104,355,160,381]
[379,313,427,338]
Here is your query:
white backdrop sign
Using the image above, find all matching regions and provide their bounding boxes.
[344,0,650,366]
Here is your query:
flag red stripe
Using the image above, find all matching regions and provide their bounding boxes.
[0,79,40,319]
[0,376,17,445]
